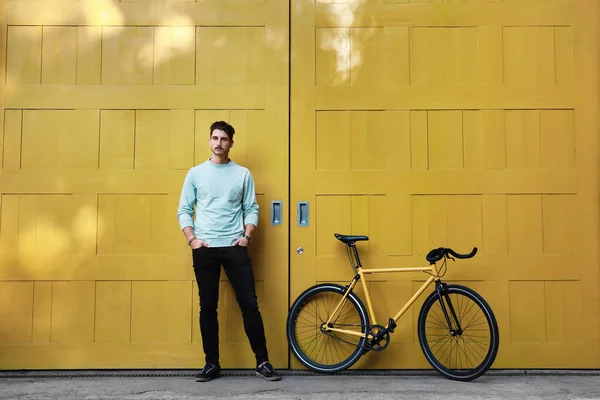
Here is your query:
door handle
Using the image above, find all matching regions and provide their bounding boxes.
[297,201,309,227]
[271,200,282,226]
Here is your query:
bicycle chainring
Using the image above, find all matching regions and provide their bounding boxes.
[366,324,390,352]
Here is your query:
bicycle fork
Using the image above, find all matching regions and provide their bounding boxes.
[435,281,463,336]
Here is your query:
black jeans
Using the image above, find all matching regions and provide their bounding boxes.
[192,246,268,366]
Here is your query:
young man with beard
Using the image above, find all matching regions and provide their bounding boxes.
[176,121,280,382]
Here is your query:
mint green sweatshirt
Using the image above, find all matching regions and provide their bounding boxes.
[176,159,259,247]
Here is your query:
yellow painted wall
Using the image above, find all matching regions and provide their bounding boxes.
[1,0,599,370]
[290,0,600,369]
[0,0,289,369]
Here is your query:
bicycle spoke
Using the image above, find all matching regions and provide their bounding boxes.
[462,335,486,361]
[430,306,450,329]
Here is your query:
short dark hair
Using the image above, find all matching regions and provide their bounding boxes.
[210,121,235,140]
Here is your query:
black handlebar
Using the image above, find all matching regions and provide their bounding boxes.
[447,247,478,259]
[426,247,478,264]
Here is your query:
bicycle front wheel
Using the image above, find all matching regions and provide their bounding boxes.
[418,284,499,381]
[287,283,369,373]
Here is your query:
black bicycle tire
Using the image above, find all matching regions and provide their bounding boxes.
[417,284,500,381]
[287,283,370,373]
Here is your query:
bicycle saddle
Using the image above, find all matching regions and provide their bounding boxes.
[334,233,369,244]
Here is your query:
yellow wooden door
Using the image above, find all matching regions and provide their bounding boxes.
[0,0,289,369]
[291,0,599,369]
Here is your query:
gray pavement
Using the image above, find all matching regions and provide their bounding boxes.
[0,370,599,400]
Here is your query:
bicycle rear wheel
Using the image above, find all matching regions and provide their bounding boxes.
[417,284,499,381]
[286,283,369,373]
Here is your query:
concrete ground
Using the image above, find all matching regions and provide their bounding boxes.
[0,370,599,400]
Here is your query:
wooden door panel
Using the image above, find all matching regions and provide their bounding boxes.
[291,0,599,369]
[0,0,289,369]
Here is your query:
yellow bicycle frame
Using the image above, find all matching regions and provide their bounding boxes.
[324,262,441,339]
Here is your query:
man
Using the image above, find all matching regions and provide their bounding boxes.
[177,120,280,382]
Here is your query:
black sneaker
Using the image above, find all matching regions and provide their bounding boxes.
[195,363,220,382]
[256,362,281,381]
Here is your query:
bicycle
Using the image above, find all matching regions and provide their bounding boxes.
[286,233,500,381]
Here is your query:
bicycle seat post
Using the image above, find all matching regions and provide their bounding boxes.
[348,243,362,270]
